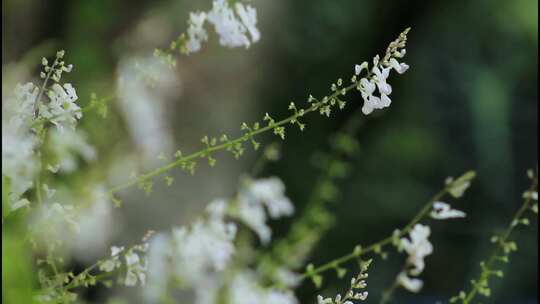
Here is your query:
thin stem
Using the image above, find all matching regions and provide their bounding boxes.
[108,82,360,195]
[262,107,364,269]
[34,58,58,118]
[34,129,48,207]
[61,241,146,291]
[379,262,408,304]
[460,177,538,304]
[35,175,42,205]
[249,143,279,177]
[298,188,448,281]
[379,281,399,304]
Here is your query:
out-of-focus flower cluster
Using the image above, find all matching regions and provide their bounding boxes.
[2,50,92,214]
[181,0,260,54]
[141,176,298,303]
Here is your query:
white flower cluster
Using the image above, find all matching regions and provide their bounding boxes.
[99,244,149,287]
[143,176,296,303]
[228,271,298,304]
[2,51,86,213]
[48,128,97,173]
[30,185,114,258]
[430,201,466,220]
[39,83,81,131]
[172,205,237,284]
[235,177,294,244]
[353,29,409,115]
[184,0,260,54]
[396,224,433,293]
[316,260,371,304]
[117,56,176,166]
[3,83,40,207]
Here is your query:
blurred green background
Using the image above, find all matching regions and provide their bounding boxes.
[2,0,538,303]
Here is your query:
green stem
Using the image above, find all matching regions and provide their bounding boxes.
[108,82,360,195]
[379,262,408,304]
[34,57,60,118]
[298,187,448,281]
[380,281,399,304]
[460,177,538,304]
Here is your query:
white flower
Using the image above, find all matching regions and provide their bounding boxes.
[99,246,125,273]
[125,251,140,266]
[206,199,228,218]
[430,201,466,220]
[228,271,298,304]
[274,267,301,288]
[144,234,172,303]
[71,186,114,260]
[355,62,368,75]
[317,295,332,304]
[388,58,409,74]
[111,246,125,256]
[117,56,176,166]
[244,177,294,218]
[8,83,39,127]
[172,217,237,284]
[237,200,272,243]
[124,250,147,286]
[399,224,433,275]
[355,33,409,116]
[207,0,251,48]
[183,0,260,53]
[266,290,298,304]
[397,271,423,293]
[125,271,139,286]
[1,122,38,201]
[40,83,82,131]
[236,177,294,244]
[2,83,41,205]
[48,128,96,173]
[358,78,381,115]
[185,12,208,54]
[393,49,406,58]
[235,3,260,42]
[206,0,261,49]
[372,65,392,96]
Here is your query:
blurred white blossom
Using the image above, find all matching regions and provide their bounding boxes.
[399,224,433,276]
[183,0,260,53]
[2,83,40,206]
[430,201,466,220]
[117,56,176,166]
[141,176,296,302]
[185,12,209,54]
[172,217,237,284]
[71,185,114,260]
[397,271,423,293]
[228,271,298,304]
[236,177,294,244]
[48,128,97,173]
[143,234,172,302]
